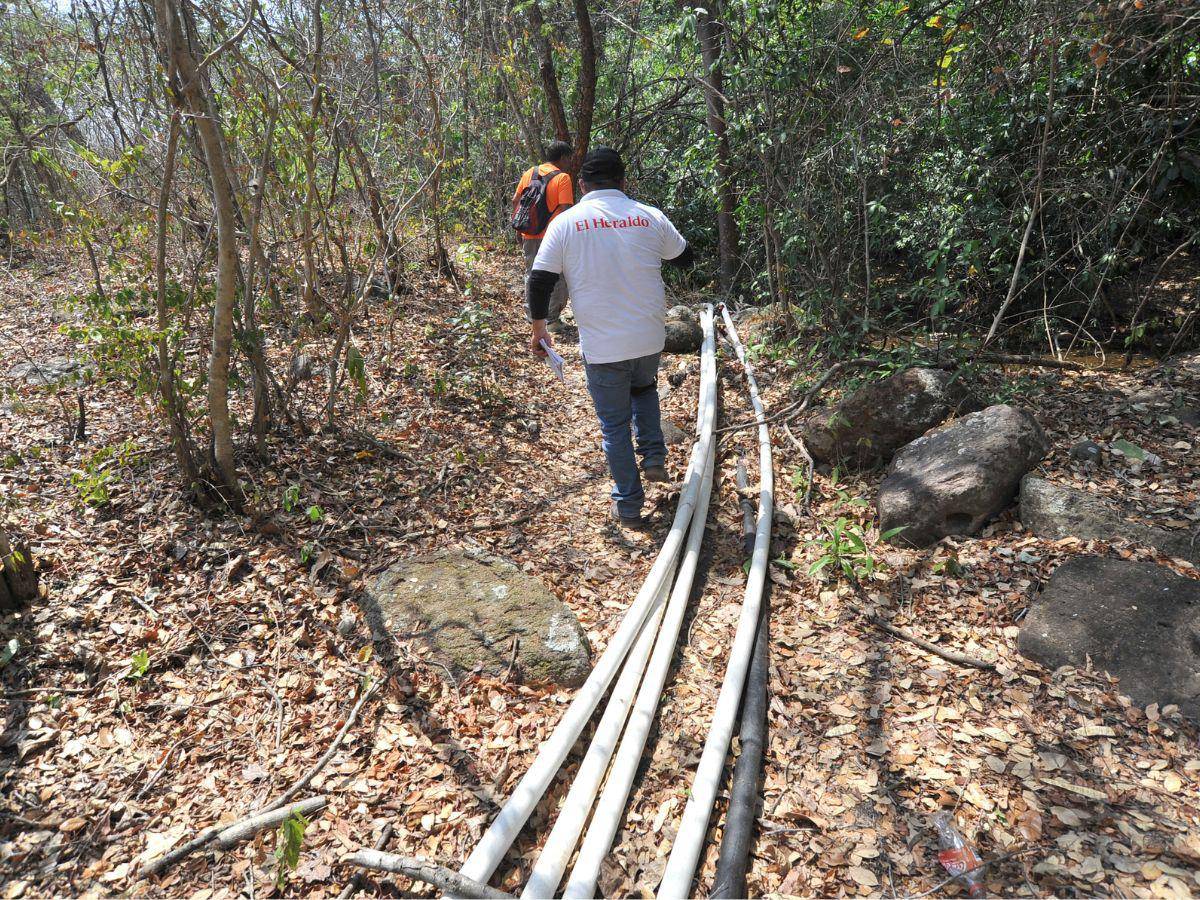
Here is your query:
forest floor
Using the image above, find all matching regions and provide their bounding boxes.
[1,244,1199,899]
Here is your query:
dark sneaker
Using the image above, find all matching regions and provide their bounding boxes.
[610,502,651,530]
[546,320,568,334]
[644,465,670,483]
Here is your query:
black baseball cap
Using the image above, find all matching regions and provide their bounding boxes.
[580,147,625,182]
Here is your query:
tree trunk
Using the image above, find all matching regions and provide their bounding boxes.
[570,0,597,169]
[243,98,278,454]
[685,0,739,292]
[0,525,37,610]
[299,0,326,321]
[154,0,241,500]
[525,0,571,144]
[154,107,204,492]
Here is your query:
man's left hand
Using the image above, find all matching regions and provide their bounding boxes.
[531,320,550,356]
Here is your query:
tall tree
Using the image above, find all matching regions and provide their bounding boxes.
[152,0,241,499]
[684,0,739,292]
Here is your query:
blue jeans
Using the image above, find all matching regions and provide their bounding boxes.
[584,353,666,517]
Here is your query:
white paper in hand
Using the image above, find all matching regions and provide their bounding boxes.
[540,339,566,384]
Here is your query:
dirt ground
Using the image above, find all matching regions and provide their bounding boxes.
[1,245,1198,898]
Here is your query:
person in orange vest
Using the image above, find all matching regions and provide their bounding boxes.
[512,141,574,329]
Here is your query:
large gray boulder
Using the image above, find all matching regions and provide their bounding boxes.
[7,355,79,386]
[365,548,590,686]
[1018,556,1200,719]
[663,318,703,354]
[801,367,972,469]
[1020,476,1199,561]
[879,404,1048,547]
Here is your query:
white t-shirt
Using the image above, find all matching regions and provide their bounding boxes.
[532,189,687,364]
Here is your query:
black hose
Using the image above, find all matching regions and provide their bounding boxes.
[735,456,756,557]
[711,460,770,898]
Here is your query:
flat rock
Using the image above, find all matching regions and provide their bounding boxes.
[801,367,973,469]
[879,404,1048,547]
[663,319,703,354]
[1018,556,1200,719]
[365,547,590,686]
[7,355,80,386]
[1020,475,1198,561]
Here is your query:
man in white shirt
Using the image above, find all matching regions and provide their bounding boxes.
[527,148,696,528]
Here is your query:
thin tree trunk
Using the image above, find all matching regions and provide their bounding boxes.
[243,97,278,454]
[155,0,241,499]
[984,45,1056,347]
[300,0,325,321]
[154,108,203,491]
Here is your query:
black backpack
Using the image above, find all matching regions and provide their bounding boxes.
[511,167,559,237]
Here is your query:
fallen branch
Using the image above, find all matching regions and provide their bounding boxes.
[782,420,815,512]
[260,679,381,813]
[342,849,513,898]
[338,823,393,898]
[716,356,878,434]
[140,796,326,878]
[972,351,1083,371]
[867,616,995,671]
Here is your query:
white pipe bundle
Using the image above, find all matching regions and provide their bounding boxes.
[457,307,720,892]
[522,308,719,899]
[562,448,715,899]
[656,306,774,900]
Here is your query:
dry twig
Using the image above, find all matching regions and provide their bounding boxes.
[139,796,326,878]
[342,849,513,898]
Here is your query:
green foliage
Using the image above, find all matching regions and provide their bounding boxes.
[808,518,904,581]
[449,303,496,358]
[127,650,150,680]
[274,809,309,889]
[0,638,18,669]
[61,283,190,397]
[345,344,368,400]
[71,439,137,506]
[988,373,1039,405]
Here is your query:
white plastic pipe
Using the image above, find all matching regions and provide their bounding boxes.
[562,448,715,899]
[457,307,719,889]
[533,315,719,900]
[520,569,668,899]
[656,306,773,900]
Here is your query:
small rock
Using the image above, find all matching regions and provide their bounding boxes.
[801,367,975,469]
[1018,556,1200,719]
[663,319,703,354]
[665,304,698,323]
[363,547,591,686]
[878,404,1049,547]
[337,613,357,637]
[1165,349,1200,379]
[289,353,315,383]
[1068,440,1102,464]
[1019,475,1198,561]
[661,420,688,445]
